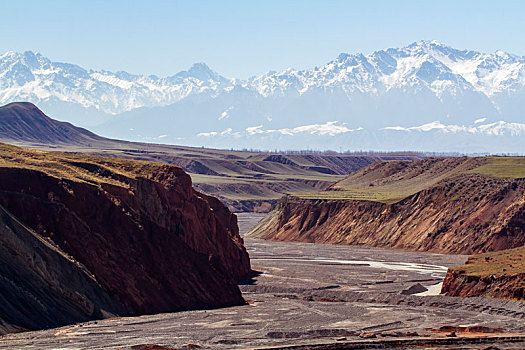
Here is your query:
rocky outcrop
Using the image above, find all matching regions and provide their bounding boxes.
[249,172,525,255]
[0,204,127,335]
[441,246,525,300]
[0,143,250,332]
[442,270,525,300]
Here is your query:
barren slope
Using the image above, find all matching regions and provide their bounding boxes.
[0,142,250,333]
[0,103,421,212]
[0,102,108,146]
[442,246,525,300]
[0,204,127,335]
[248,157,525,255]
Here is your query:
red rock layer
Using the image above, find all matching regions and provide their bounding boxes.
[442,270,525,300]
[0,163,250,315]
[249,174,525,255]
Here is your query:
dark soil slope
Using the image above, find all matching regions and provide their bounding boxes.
[0,102,106,145]
[0,143,250,333]
[0,204,128,335]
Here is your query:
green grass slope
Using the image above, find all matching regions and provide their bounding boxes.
[295,157,525,204]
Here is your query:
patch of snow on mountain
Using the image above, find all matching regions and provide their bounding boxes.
[474,117,487,124]
[1,41,524,125]
[90,72,134,89]
[198,128,240,138]
[383,120,525,136]
[219,106,234,120]
[201,121,362,137]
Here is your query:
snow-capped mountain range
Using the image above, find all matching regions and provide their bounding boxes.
[0,40,524,152]
[0,51,230,119]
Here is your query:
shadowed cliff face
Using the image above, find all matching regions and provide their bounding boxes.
[0,143,250,320]
[0,204,128,335]
[249,163,525,255]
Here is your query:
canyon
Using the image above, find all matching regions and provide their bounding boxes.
[0,102,524,347]
[2,232,525,349]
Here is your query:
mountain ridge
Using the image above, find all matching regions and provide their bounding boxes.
[0,102,109,146]
[0,102,424,212]
[2,41,523,115]
[1,41,524,152]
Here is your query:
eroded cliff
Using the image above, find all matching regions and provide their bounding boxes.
[442,246,525,300]
[249,157,525,255]
[0,204,128,335]
[0,143,250,330]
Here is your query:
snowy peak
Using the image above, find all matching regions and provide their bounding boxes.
[387,40,475,62]
[380,41,525,95]
[177,62,224,82]
[249,41,525,98]
[1,50,47,65]
[0,42,524,119]
[0,51,232,114]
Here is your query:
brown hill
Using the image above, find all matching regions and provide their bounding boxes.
[0,102,108,146]
[248,157,525,255]
[0,142,250,333]
[442,246,525,300]
[0,102,421,212]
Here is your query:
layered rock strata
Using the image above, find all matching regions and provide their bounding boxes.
[249,159,525,255]
[0,143,250,333]
[0,204,127,335]
[442,246,525,300]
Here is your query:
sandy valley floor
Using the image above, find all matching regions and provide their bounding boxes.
[1,213,525,349]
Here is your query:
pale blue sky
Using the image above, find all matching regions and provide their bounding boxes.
[2,0,524,78]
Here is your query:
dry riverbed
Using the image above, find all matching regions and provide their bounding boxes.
[1,213,525,349]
